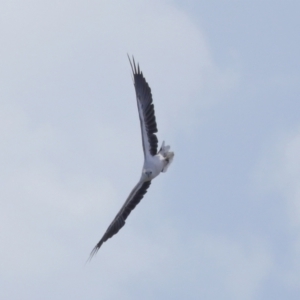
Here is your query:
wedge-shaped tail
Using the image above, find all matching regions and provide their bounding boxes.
[159,141,174,173]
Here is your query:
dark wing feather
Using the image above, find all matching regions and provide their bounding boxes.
[128,56,158,156]
[89,180,151,259]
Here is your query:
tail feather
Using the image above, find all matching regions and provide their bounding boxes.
[159,141,174,173]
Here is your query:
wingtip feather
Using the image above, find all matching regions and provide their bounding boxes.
[127,54,134,75]
[87,240,104,262]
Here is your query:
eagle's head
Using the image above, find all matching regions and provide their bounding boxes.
[143,170,153,180]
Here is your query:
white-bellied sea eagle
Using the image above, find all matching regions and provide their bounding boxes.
[89,56,174,259]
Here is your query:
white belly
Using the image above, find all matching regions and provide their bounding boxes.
[142,154,164,180]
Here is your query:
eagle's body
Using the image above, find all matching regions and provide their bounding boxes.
[89,57,174,259]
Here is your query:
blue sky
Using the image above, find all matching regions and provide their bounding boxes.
[1,1,300,299]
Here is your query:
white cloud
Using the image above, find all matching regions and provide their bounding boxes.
[0,0,241,299]
[85,226,272,300]
[255,128,300,290]
[256,129,300,227]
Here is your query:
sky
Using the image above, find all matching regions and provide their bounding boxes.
[0,0,300,299]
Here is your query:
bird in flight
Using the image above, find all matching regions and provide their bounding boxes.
[89,56,174,259]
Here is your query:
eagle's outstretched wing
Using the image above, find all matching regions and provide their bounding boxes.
[128,56,158,157]
[89,180,151,260]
